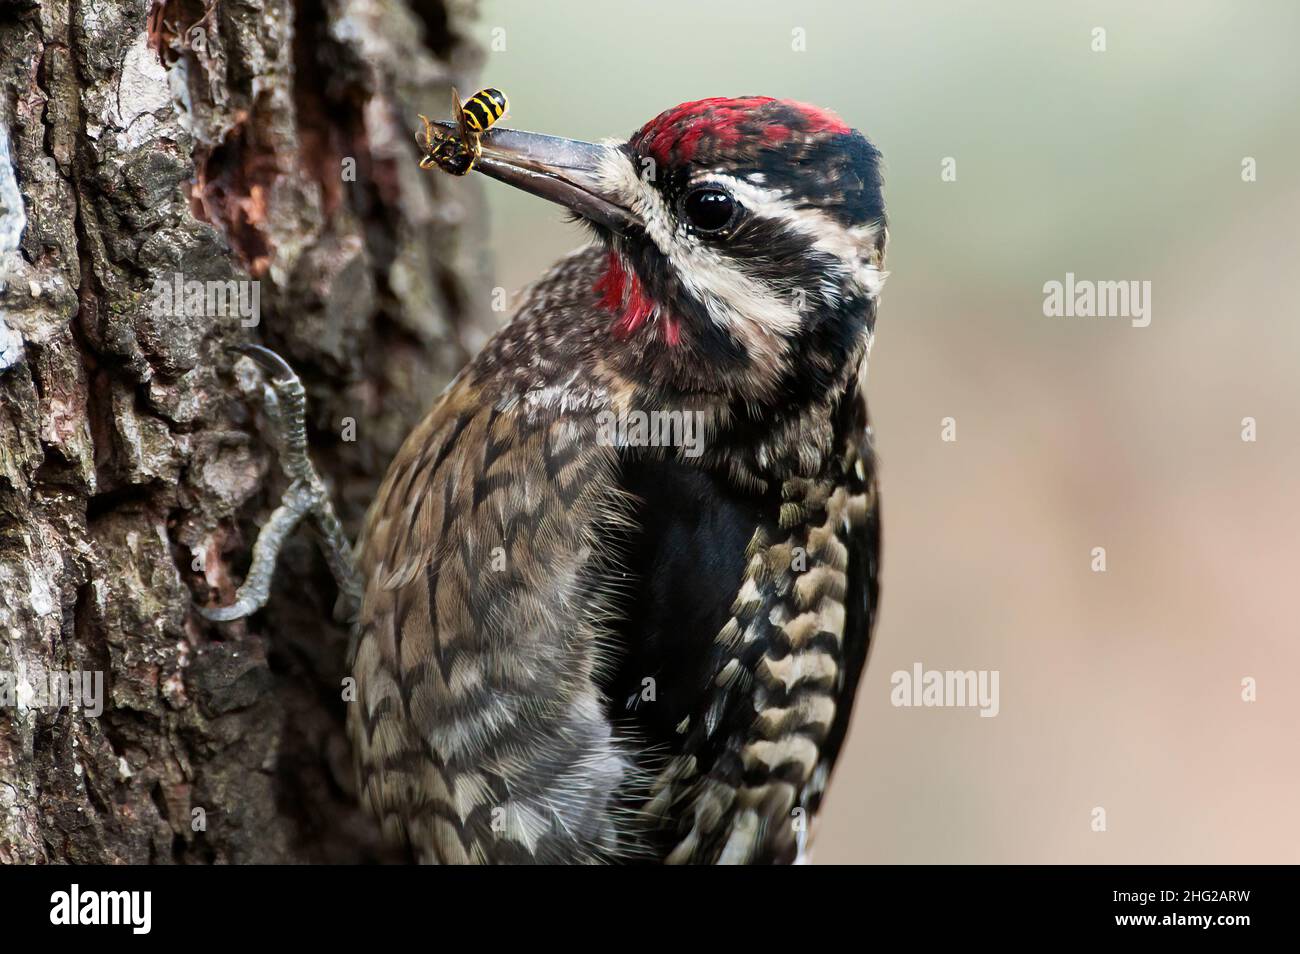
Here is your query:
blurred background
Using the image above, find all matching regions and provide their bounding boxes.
[461,0,1300,862]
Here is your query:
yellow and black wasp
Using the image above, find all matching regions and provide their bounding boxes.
[418,87,509,176]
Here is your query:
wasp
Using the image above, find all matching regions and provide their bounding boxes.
[418,87,509,176]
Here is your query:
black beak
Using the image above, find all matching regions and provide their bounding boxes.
[427,121,636,235]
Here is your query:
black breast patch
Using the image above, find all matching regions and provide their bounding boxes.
[601,454,777,752]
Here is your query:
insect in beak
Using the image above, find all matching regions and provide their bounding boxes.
[417,87,511,176]
[416,87,636,235]
[419,119,636,235]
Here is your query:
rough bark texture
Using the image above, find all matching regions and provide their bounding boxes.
[0,0,491,863]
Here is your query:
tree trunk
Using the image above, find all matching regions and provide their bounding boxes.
[0,0,490,863]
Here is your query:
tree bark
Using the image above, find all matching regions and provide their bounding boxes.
[0,0,490,863]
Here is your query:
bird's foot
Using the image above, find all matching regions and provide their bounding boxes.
[197,345,362,624]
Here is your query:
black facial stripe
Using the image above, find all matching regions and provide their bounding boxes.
[657,134,885,234]
[610,192,858,374]
[725,213,852,302]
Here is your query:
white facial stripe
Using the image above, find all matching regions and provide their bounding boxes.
[696,173,887,299]
[596,151,801,368]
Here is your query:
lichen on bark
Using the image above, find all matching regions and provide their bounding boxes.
[0,0,490,863]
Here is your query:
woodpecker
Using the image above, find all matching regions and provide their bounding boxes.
[205,96,885,864]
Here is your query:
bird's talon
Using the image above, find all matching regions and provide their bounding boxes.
[230,343,296,382]
[197,347,361,626]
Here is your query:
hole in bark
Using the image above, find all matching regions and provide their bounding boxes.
[189,117,277,277]
[85,485,158,522]
[149,781,170,822]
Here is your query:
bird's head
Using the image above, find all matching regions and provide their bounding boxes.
[465,96,887,405]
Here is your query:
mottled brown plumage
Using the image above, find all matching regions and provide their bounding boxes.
[348,97,886,863]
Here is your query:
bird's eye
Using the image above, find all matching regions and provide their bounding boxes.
[683,188,737,233]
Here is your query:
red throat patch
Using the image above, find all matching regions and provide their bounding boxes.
[594,252,682,346]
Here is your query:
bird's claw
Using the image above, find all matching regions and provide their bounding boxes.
[197,346,361,624]
[230,343,296,382]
